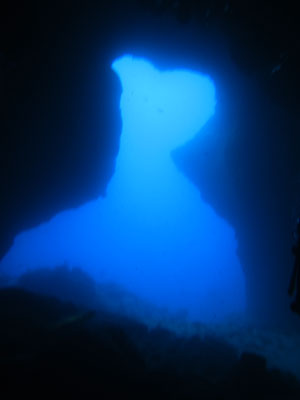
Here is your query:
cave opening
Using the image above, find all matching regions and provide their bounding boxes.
[0,54,245,324]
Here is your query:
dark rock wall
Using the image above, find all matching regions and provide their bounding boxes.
[175,83,300,325]
[0,1,123,258]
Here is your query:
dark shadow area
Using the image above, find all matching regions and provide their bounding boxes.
[0,267,299,398]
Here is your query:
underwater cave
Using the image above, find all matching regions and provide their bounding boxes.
[0,54,245,323]
[2,1,300,397]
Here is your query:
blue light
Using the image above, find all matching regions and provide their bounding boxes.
[0,55,245,323]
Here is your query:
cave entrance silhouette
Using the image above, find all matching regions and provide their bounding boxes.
[0,54,246,323]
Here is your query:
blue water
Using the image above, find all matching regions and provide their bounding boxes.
[0,55,245,323]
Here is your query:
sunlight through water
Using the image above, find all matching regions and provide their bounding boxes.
[0,54,246,323]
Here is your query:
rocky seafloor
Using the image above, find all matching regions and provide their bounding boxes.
[0,266,299,398]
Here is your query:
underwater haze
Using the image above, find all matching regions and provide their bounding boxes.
[0,55,246,323]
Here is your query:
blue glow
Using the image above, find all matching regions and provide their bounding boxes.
[0,55,245,323]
